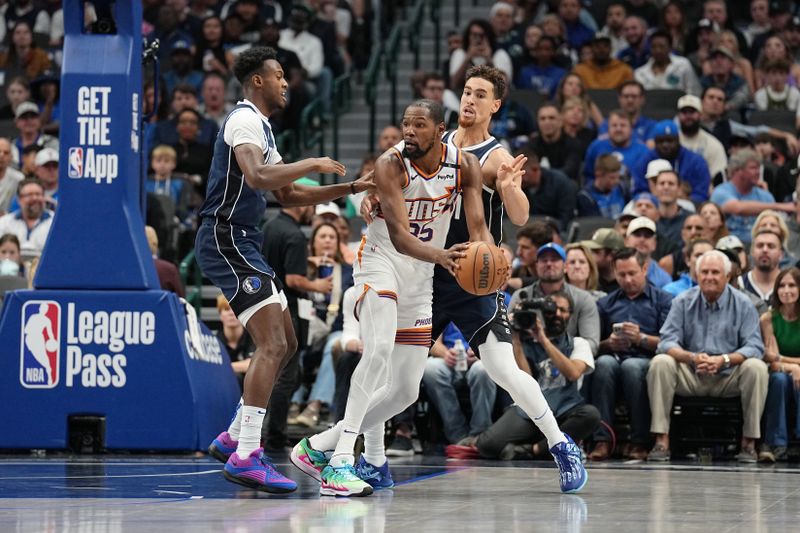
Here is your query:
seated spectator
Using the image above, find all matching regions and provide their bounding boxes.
[699,200,729,243]
[0,178,52,255]
[597,81,656,143]
[513,243,601,354]
[31,70,59,136]
[173,108,214,179]
[163,40,204,96]
[555,73,604,127]
[599,1,629,56]
[687,18,716,73]
[215,293,254,390]
[144,225,185,297]
[660,2,689,54]
[617,16,650,70]
[449,19,512,92]
[147,5,194,65]
[663,238,715,296]
[490,1,523,55]
[489,72,536,150]
[652,170,690,245]
[583,110,650,185]
[676,95,727,183]
[507,222,552,291]
[0,138,24,215]
[701,30,756,94]
[587,228,625,293]
[752,209,797,268]
[739,229,784,304]
[590,248,673,460]
[700,46,751,115]
[0,76,31,120]
[518,149,576,231]
[560,96,597,155]
[743,0,772,48]
[474,291,600,459]
[151,85,219,149]
[199,73,234,128]
[10,102,58,168]
[647,250,768,462]
[717,234,750,276]
[576,153,629,219]
[635,30,701,94]
[0,233,23,278]
[146,145,192,220]
[759,267,800,462]
[565,243,606,300]
[515,36,566,99]
[558,0,595,51]
[529,104,582,183]
[423,323,496,446]
[633,120,711,203]
[710,149,794,246]
[420,72,459,129]
[291,222,353,427]
[624,216,673,288]
[753,34,800,90]
[659,215,708,279]
[753,59,800,125]
[0,21,51,79]
[194,15,235,79]
[574,33,634,90]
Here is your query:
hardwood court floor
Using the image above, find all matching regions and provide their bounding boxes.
[0,454,798,532]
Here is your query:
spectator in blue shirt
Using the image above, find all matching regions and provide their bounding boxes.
[597,81,656,143]
[577,153,629,219]
[699,47,750,114]
[710,149,795,246]
[163,40,205,96]
[663,239,714,296]
[617,16,650,69]
[583,110,650,185]
[624,216,673,288]
[589,248,673,460]
[632,120,711,203]
[559,0,595,50]
[515,36,566,99]
[647,250,768,462]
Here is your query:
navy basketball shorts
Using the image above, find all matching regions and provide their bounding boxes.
[195,219,286,326]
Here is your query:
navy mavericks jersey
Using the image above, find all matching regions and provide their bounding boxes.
[440,130,505,248]
[199,100,281,228]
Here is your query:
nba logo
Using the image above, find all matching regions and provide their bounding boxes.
[20,301,61,388]
[68,147,83,178]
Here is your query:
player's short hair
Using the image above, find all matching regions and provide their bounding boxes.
[233,46,278,85]
[407,99,444,125]
[151,144,176,162]
[465,65,506,100]
[595,153,622,174]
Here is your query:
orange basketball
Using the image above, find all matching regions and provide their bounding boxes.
[454,242,509,296]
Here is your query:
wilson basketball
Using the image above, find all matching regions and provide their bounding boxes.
[455,242,509,296]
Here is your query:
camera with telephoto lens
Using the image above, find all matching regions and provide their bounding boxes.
[510,293,557,331]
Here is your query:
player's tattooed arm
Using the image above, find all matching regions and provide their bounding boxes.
[459,151,492,244]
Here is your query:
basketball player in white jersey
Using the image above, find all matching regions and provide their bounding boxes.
[349,66,588,494]
[291,99,494,496]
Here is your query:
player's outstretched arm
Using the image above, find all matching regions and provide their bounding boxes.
[487,149,529,226]
[234,143,345,191]
[274,170,375,207]
[459,151,492,244]
[376,152,467,273]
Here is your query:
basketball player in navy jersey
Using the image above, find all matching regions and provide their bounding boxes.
[355,66,587,493]
[195,47,372,493]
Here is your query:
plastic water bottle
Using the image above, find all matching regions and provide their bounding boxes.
[454,339,468,372]
[318,253,333,304]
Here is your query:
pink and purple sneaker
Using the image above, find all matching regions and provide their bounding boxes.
[208,431,238,463]
[223,448,297,494]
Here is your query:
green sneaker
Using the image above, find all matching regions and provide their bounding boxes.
[319,464,374,497]
[290,437,329,482]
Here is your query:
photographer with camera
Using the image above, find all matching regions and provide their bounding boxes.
[472,291,600,459]
[588,248,674,461]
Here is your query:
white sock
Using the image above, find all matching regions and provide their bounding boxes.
[362,423,387,467]
[227,398,244,440]
[309,420,343,452]
[479,332,566,448]
[235,405,266,457]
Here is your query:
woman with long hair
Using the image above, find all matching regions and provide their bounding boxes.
[699,201,729,243]
[561,96,597,155]
[0,76,30,120]
[755,35,800,89]
[759,267,800,462]
[659,1,688,55]
[565,243,606,301]
[290,222,354,428]
[0,22,51,79]
[194,15,234,77]
[555,73,603,127]
[449,19,513,91]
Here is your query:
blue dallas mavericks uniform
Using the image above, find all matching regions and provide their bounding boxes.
[195,99,284,319]
[432,131,512,352]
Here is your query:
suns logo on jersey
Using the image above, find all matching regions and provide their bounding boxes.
[406,188,457,223]
[20,301,61,388]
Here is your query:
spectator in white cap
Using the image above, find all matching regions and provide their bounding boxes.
[716,234,749,274]
[624,216,673,287]
[489,2,521,55]
[675,94,727,183]
[0,137,23,215]
[10,101,58,167]
[634,30,701,94]
[314,201,341,225]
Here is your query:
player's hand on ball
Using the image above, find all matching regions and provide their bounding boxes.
[315,157,346,176]
[438,243,470,276]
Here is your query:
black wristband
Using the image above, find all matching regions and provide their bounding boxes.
[350,182,356,195]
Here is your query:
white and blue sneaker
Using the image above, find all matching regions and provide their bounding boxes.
[354,456,394,489]
[549,434,588,494]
